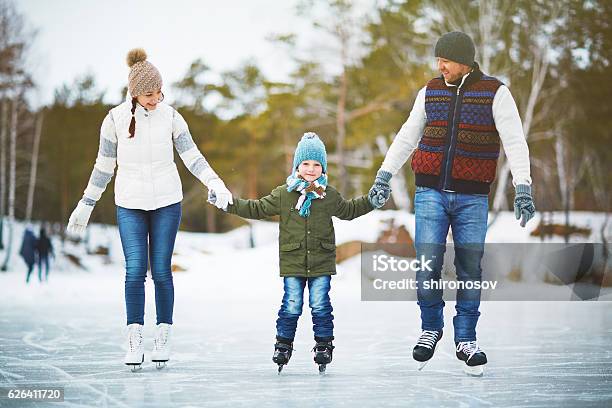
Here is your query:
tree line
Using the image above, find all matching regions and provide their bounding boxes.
[0,0,610,238]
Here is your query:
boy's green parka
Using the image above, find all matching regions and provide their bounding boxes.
[227,185,373,277]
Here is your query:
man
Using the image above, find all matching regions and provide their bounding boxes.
[368,31,535,376]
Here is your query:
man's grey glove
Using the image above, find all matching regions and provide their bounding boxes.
[368,170,392,209]
[514,184,535,227]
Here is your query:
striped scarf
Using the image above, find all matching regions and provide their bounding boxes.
[286,172,327,217]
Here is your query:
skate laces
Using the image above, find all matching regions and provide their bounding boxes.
[127,325,143,352]
[416,330,440,349]
[313,342,334,353]
[154,324,171,351]
[456,341,482,360]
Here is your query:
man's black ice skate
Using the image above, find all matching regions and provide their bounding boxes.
[312,340,334,375]
[413,329,443,371]
[455,341,487,377]
[273,339,293,374]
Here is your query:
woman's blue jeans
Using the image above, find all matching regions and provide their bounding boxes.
[117,202,181,326]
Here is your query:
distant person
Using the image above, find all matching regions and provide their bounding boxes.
[66,48,233,371]
[36,226,54,281]
[20,226,38,283]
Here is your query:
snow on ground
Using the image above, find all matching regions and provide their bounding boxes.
[0,211,611,407]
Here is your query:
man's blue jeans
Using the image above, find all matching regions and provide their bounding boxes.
[414,186,488,342]
[276,276,334,341]
[117,202,181,326]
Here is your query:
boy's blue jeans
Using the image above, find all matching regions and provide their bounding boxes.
[117,202,181,326]
[276,276,334,341]
[414,186,488,342]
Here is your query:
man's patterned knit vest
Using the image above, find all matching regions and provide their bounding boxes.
[410,68,503,194]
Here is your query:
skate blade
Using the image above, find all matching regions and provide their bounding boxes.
[154,361,167,369]
[318,364,326,375]
[126,355,144,372]
[277,365,285,375]
[463,364,484,377]
[415,341,440,371]
[416,360,429,371]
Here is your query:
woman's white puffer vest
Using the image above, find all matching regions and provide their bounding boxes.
[81,99,219,211]
[111,101,182,210]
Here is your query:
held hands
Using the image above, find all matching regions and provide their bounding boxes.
[207,178,233,211]
[67,201,94,236]
[207,190,228,212]
[514,184,535,227]
[368,169,393,209]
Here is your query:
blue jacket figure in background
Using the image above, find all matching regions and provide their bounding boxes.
[20,226,39,283]
[37,226,54,282]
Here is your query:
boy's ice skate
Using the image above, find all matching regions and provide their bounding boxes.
[312,340,334,375]
[413,329,443,370]
[273,340,294,374]
[456,341,487,377]
[124,323,144,372]
[151,323,172,369]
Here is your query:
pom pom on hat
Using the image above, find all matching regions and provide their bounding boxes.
[126,48,147,68]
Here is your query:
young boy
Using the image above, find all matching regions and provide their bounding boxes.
[209,132,375,374]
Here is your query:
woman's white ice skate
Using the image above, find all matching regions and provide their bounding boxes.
[124,323,144,372]
[151,323,172,369]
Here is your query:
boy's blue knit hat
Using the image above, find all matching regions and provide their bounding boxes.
[292,132,327,173]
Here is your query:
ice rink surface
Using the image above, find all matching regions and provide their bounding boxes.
[1,270,611,407]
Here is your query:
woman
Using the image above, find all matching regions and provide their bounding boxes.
[67,48,232,371]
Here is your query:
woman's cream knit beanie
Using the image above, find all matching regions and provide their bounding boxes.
[126,48,163,97]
